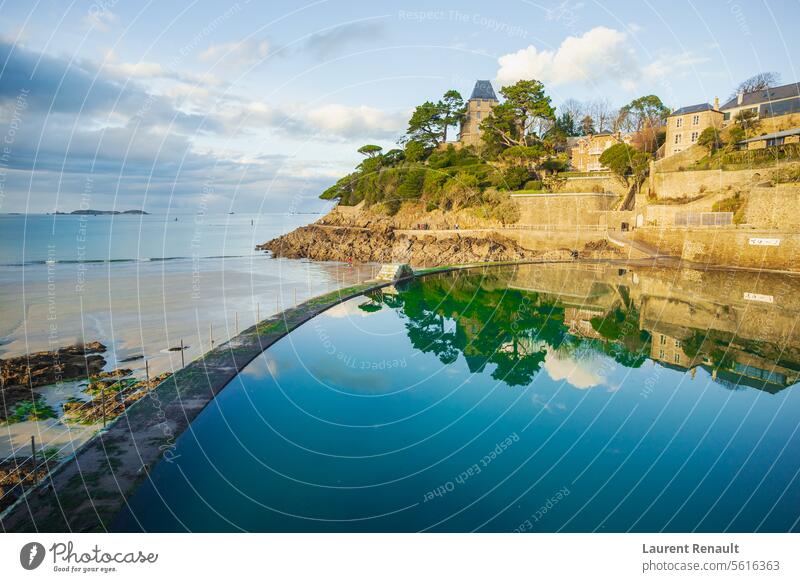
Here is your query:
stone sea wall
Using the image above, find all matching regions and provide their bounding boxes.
[634,227,800,271]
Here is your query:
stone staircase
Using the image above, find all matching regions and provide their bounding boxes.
[373,263,414,282]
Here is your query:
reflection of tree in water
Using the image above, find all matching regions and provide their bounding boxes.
[390,272,648,387]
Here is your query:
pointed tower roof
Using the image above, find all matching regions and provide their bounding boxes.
[469,80,497,101]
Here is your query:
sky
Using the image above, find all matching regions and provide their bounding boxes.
[0,0,798,214]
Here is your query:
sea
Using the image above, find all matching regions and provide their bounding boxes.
[0,212,375,457]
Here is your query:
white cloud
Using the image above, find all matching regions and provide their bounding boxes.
[223,100,407,141]
[497,27,634,87]
[305,104,406,140]
[85,8,118,31]
[643,51,709,81]
[199,39,271,69]
[496,26,704,90]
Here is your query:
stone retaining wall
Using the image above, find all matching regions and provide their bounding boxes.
[634,227,800,271]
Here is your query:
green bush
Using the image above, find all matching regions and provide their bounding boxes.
[498,166,530,190]
[523,180,543,191]
[397,168,426,199]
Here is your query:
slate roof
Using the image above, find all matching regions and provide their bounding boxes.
[739,127,800,143]
[470,80,498,101]
[720,82,800,110]
[668,103,715,117]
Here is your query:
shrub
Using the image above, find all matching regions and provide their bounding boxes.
[523,180,543,191]
[712,192,746,224]
[441,172,481,210]
[397,168,426,199]
[482,188,521,225]
[500,166,530,190]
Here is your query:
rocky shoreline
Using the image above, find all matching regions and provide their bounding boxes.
[258,225,547,265]
[0,343,108,422]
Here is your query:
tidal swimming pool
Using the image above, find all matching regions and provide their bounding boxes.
[115,263,800,532]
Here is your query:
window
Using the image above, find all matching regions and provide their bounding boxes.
[676,118,683,128]
[674,134,682,144]
[692,114,700,125]
[476,111,481,119]
[659,349,665,359]
[674,354,681,364]
[691,131,699,142]
[723,112,731,121]
[675,339,682,348]
[660,335,667,345]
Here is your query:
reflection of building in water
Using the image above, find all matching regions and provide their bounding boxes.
[564,307,605,340]
[646,330,799,394]
[400,262,800,394]
[650,332,693,368]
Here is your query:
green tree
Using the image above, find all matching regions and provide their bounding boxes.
[439,90,465,143]
[697,127,723,154]
[357,144,383,157]
[481,79,555,150]
[500,144,546,169]
[406,90,465,147]
[734,109,759,134]
[618,95,669,133]
[404,139,427,162]
[555,111,578,136]
[406,101,443,148]
[599,142,650,188]
[727,126,746,147]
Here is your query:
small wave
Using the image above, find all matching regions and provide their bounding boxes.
[0,254,265,267]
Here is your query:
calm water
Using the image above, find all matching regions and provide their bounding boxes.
[0,211,375,457]
[116,263,800,532]
[0,212,317,265]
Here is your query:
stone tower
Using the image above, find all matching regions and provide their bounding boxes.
[458,80,499,148]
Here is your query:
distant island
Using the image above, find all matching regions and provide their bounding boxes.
[54,209,150,215]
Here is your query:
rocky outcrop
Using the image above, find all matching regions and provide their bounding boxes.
[258,225,544,266]
[0,342,107,389]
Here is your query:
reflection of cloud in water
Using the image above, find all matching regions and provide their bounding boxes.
[242,354,281,380]
[544,349,610,390]
[325,298,381,319]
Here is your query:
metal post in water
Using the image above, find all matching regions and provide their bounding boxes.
[145,359,150,383]
[180,339,185,367]
[102,388,106,428]
[31,435,36,478]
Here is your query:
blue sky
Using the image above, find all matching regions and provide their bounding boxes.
[0,0,798,213]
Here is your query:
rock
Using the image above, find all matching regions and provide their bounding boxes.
[0,342,107,391]
[258,225,541,267]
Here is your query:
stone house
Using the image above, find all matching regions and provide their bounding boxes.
[738,127,800,150]
[458,80,499,148]
[664,102,723,157]
[720,82,800,132]
[569,132,633,172]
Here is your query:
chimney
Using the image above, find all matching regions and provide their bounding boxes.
[737,92,744,105]
[713,96,719,110]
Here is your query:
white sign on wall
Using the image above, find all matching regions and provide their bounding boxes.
[749,237,781,246]
[744,292,774,303]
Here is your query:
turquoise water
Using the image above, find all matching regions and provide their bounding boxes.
[0,212,317,265]
[115,264,800,532]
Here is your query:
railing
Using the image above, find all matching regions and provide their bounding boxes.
[674,212,733,227]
